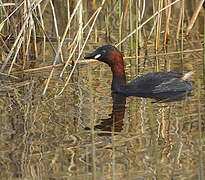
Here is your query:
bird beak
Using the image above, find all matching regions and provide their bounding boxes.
[84,50,101,60]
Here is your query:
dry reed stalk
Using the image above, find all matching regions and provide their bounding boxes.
[163,0,171,46]
[0,2,12,35]
[129,0,133,55]
[138,0,145,48]
[0,1,22,31]
[164,51,171,72]
[8,37,23,74]
[180,0,184,63]
[92,0,96,9]
[41,0,50,15]
[0,1,14,22]
[59,18,88,78]
[186,0,205,36]
[0,0,43,73]
[0,34,10,52]
[122,48,203,59]
[176,0,183,40]
[57,0,106,97]
[121,0,129,50]
[155,0,163,71]
[105,7,110,42]
[23,1,38,70]
[67,0,70,21]
[37,4,46,62]
[31,14,38,61]
[59,30,80,78]
[78,1,83,50]
[0,72,19,80]
[12,63,64,74]
[204,8,205,82]
[42,0,83,96]
[135,0,139,75]
[22,3,29,70]
[54,1,100,80]
[11,47,203,75]
[118,0,122,51]
[50,0,64,63]
[31,11,58,54]
[156,0,163,44]
[116,0,180,47]
[147,0,157,41]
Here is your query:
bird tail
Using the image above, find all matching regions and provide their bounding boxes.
[181,71,194,80]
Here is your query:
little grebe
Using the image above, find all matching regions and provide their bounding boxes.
[84,45,194,101]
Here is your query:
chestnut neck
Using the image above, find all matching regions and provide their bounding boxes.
[106,51,126,93]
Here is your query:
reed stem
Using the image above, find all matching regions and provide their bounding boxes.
[135,1,139,75]
[203,8,205,82]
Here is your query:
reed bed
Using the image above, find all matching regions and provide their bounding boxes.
[0,0,203,92]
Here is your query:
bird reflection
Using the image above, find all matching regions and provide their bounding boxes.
[85,91,192,136]
[85,93,126,136]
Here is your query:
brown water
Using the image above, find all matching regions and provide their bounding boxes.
[0,1,205,179]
